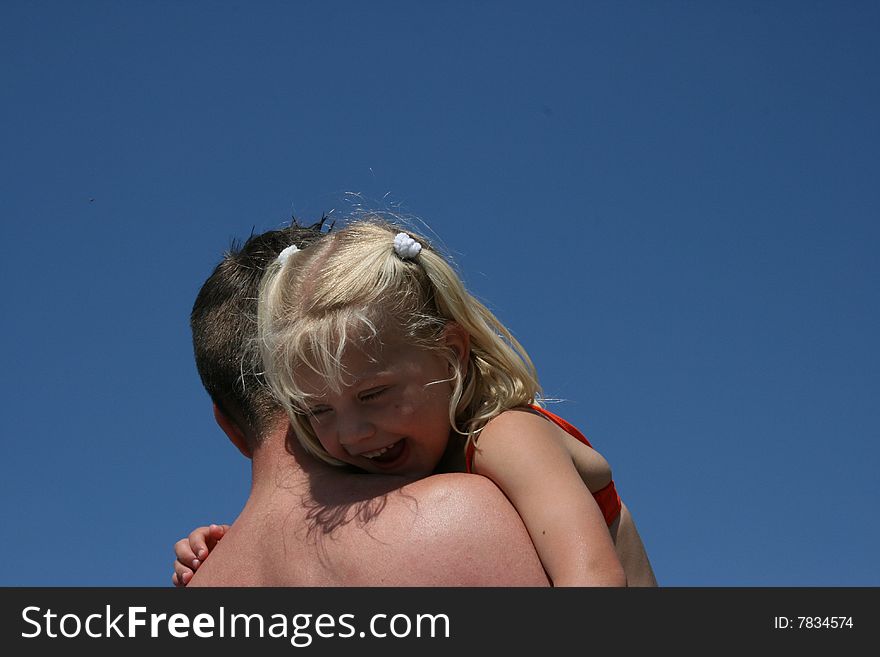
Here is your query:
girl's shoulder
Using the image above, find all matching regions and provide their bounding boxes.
[474,406,614,499]
[482,405,561,433]
[479,406,528,430]
[469,406,582,483]
[477,406,570,454]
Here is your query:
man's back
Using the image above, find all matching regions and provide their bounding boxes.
[190,470,550,587]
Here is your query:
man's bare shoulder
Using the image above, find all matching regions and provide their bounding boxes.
[384,472,550,586]
[401,471,526,518]
[191,472,549,587]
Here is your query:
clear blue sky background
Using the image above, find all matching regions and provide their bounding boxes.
[2,1,877,586]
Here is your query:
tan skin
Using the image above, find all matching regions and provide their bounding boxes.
[473,409,656,586]
[555,420,657,587]
[175,412,554,587]
[173,431,655,587]
[173,382,656,586]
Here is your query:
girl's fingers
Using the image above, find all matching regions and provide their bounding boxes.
[174,537,199,569]
[173,561,194,587]
[187,526,214,562]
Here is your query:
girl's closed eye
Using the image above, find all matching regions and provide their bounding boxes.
[359,386,389,402]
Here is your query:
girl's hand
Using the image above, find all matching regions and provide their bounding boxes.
[171,524,229,587]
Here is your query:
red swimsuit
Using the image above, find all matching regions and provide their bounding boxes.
[464,405,622,526]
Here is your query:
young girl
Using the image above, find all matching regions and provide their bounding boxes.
[248,218,633,586]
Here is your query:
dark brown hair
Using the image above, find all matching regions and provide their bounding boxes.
[191,218,329,448]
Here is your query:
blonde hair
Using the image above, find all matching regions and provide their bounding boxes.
[257,218,541,465]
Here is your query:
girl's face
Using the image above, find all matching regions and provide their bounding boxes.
[297,326,468,478]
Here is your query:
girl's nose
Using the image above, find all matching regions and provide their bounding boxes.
[336,414,375,448]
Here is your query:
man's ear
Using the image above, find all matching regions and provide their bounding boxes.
[213,404,253,459]
[443,322,471,371]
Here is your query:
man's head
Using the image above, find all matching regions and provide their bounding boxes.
[191,218,329,451]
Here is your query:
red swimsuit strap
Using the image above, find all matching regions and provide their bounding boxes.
[465,405,622,526]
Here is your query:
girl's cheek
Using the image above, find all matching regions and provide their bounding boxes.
[393,401,417,418]
[313,428,341,458]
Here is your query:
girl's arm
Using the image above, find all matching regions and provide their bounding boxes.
[472,409,626,587]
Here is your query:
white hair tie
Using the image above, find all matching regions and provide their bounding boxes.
[276,244,300,266]
[393,232,422,260]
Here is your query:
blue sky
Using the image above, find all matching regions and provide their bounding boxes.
[1,1,877,586]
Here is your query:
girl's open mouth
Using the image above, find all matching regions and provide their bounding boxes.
[364,439,407,468]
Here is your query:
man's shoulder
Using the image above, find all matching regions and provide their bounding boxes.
[406,470,508,496]
[397,471,521,522]
[383,473,549,586]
